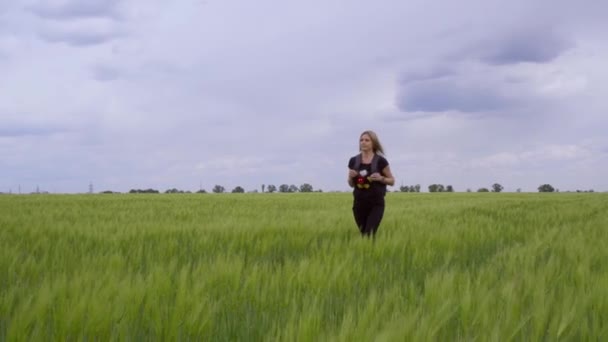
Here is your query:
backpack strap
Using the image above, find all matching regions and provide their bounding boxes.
[354,153,380,173]
[371,154,380,174]
[372,154,386,195]
[353,153,362,170]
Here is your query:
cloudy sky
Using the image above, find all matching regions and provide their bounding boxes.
[1,0,607,193]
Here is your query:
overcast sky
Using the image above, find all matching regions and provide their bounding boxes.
[1,0,607,193]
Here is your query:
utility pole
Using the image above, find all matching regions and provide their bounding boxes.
[89,182,93,194]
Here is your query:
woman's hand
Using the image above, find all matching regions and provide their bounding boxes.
[369,172,384,182]
[348,169,358,178]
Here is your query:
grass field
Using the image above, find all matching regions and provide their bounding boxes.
[1,192,607,340]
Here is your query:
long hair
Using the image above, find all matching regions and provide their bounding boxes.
[360,130,385,156]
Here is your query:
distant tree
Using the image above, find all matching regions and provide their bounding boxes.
[516,188,521,193]
[538,184,555,192]
[101,190,115,194]
[299,183,313,192]
[477,188,489,192]
[165,188,184,194]
[492,183,504,193]
[279,184,289,193]
[232,186,245,193]
[466,188,472,192]
[212,185,225,193]
[196,189,207,193]
[288,184,298,193]
[267,184,277,193]
[429,184,445,192]
[446,185,454,192]
[400,185,422,192]
[261,184,265,193]
[129,189,159,193]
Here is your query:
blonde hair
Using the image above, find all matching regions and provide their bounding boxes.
[360,130,385,156]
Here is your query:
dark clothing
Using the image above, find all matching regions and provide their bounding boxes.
[348,154,389,237]
[352,200,385,237]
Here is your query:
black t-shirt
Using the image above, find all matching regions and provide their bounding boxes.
[348,154,389,203]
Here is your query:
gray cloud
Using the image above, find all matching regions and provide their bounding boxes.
[0,124,65,137]
[0,9,12,33]
[478,28,573,65]
[28,0,122,20]
[0,3,13,16]
[399,67,455,84]
[0,33,19,60]
[91,65,123,81]
[37,17,124,46]
[394,26,576,115]
[39,30,120,46]
[396,78,515,113]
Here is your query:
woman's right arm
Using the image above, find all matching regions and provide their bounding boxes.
[347,169,357,187]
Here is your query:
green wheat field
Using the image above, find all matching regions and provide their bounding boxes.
[1,193,607,340]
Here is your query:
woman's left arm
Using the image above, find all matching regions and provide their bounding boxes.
[381,165,395,186]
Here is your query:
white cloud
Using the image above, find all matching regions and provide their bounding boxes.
[196,156,265,174]
[472,143,594,169]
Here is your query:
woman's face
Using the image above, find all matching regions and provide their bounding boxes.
[359,134,373,152]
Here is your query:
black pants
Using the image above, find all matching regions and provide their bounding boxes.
[352,201,385,237]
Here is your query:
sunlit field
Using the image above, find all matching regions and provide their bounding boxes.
[1,192,607,340]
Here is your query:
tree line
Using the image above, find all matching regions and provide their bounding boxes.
[119,183,321,194]
[101,183,581,194]
[399,183,561,193]
[2,183,598,195]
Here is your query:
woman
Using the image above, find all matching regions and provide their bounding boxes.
[347,130,395,238]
